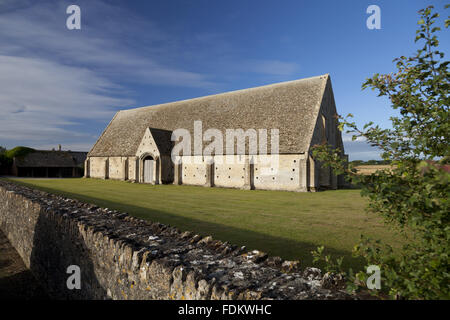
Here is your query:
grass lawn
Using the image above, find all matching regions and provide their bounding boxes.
[3,178,405,271]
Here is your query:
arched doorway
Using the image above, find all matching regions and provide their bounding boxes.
[143,155,154,183]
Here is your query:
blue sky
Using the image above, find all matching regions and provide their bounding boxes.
[0,0,448,160]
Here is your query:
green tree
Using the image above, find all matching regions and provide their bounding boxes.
[0,146,8,173]
[5,146,35,159]
[312,5,449,299]
[350,160,364,166]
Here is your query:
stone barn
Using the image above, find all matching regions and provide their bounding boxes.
[11,150,87,178]
[86,74,347,191]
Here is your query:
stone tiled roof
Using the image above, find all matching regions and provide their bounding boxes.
[89,74,330,157]
[14,151,87,168]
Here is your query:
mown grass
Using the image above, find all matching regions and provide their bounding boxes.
[3,178,406,270]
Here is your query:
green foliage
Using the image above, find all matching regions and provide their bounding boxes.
[0,154,8,170]
[311,246,345,274]
[0,146,10,171]
[5,146,35,159]
[311,244,369,295]
[311,5,449,299]
[350,160,392,166]
[350,160,364,166]
[0,146,35,172]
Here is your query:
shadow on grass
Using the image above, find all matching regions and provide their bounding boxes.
[18,182,367,271]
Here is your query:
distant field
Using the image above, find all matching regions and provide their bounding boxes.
[354,165,394,175]
[3,178,406,270]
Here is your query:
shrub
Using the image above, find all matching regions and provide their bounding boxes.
[5,146,35,159]
[311,5,449,299]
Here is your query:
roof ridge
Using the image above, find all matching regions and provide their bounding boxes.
[120,74,329,113]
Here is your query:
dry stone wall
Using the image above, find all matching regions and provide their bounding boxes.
[0,180,350,300]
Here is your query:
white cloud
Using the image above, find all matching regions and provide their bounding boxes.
[0,55,130,118]
[342,134,382,161]
[0,55,130,150]
[0,0,304,151]
[0,1,215,88]
[342,133,367,142]
[0,0,217,150]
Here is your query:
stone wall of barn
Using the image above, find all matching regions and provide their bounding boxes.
[87,156,138,182]
[86,153,342,192]
[308,78,344,191]
[108,157,128,180]
[88,157,108,179]
[178,156,209,186]
[176,154,309,192]
[252,154,308,192]
[128,157,138,182]
[210,155,249,189]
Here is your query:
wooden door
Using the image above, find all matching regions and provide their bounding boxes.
[144,159,154,183]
